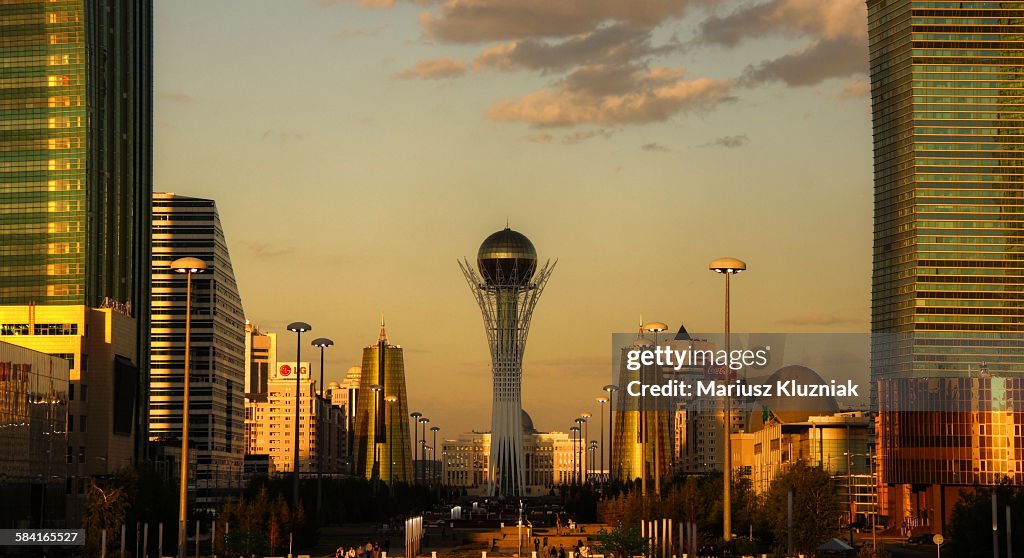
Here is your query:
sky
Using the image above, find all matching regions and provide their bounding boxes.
[153,0,874,440]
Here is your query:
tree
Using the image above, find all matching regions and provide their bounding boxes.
[763,461,841,554]
[82,479,129,558]
[949,482,1024,558]
[591,525,648,558]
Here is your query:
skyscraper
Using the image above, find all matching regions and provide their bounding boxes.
[150,193,246,495]
[353,319,413,483]
[0,0,153,462]
[868,0,1024,530]
[460,227,555,497]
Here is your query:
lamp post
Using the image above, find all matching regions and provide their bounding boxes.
[596,397,608,482]
[431,426,440,485]
[569,426,580,485]
[385,395,398,489]
[419,417,430,483]
[171,257,207,558]
[370,384,383,484]
[580,413,591,484]
[602,385,618,482]
[311,337,333,514]
[287,322,312,509]
[709,257,746,542]
[574,417,585,484]
[410,412,422,484]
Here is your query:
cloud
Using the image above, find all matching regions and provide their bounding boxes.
[335,26,383,39]
[474,24,675,73]
[487,65,733,127]
[239,241,295,259]
[776,312,860,326]
[697,0,866,47]
[317,0,396,8]
[838,77,871,99]
[641,142,669,152]
[698,134,749,148]
[420,0,715,43]
[525,133,553,143]
[260,129,304,141]
[395,57,468,80]
[740,35,866,87]
[562,128,616,144]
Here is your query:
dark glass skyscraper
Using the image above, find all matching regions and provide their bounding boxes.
[868,0,1024,532]
[0,0,153,457]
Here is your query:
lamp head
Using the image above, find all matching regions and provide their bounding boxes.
[385,395,398,403]
[580,412,592,419]
[369,384,383,392]
[419,417,429,424]
[709,257,747,274]
[312,337,334,348]
[642,322,669,333]
[170,257,207,274]
[596,397,608,404]
[603,384,619,393]
[287,321,312,333]
[411,412,422,418]
[430,426,440,432]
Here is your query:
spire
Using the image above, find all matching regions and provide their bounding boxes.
[378,313,388,344]
[637,313,644,338]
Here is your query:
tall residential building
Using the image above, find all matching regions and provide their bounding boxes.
[150,193,246,494]
[243,320,276,400]
[868,1,1024,532]
[0,0,154,459]
[353,320,413,484]
[246,361,346,475]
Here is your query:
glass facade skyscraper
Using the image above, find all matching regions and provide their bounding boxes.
[0,0,153,459]
[868,0,1024,532]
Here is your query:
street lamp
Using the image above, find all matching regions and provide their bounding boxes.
[171,257,206,558]
[569,426,580,485]
[709,257,746,542]
[602,384,619,482]
[311,337,333,514]
[410,412,422,484]
[430,426,441,485]
[385,395,398,487]
[580,413,592,483]
[574,417,586,484]
[419,417,430,480]
[287,321,312,509]
[596,397,608,482]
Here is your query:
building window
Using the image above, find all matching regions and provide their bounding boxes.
[78,447,85,464]
[69,383,74,401]
[80,384,87,401]
[68,415,74,432]
[80,415,87,433]
[34,323,78,336]
[0,324,29,335]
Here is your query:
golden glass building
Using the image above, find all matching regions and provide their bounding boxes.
[868,0,1024,532]
[611,336,672,491]
[0,0,153,458]
[354,320,413,484]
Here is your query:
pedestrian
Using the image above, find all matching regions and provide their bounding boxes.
[534,538,540,553]
[559,544,566,558]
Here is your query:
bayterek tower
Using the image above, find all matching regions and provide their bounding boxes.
[460,227,555,497]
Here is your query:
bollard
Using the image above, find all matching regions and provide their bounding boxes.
[433,553,437,558]
[483,552,487,558]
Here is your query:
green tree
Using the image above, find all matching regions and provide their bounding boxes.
[591,524,648,558]
[763,461,841,554]
[949,482,1024,558]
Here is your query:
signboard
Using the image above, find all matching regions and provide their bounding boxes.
[272,361,310,381]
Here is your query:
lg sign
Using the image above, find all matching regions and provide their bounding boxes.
[273,362,309,381]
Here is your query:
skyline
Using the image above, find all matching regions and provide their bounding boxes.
[153,0,874,437]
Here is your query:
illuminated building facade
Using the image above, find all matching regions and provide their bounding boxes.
[0,0,153,458]
[867,0,1024,531]
[353,321,413,483]
[0,341,69,527]
[150,193,246,493]
[245,361,346,474]
[442,412,576,495]
[460,227,555,497]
